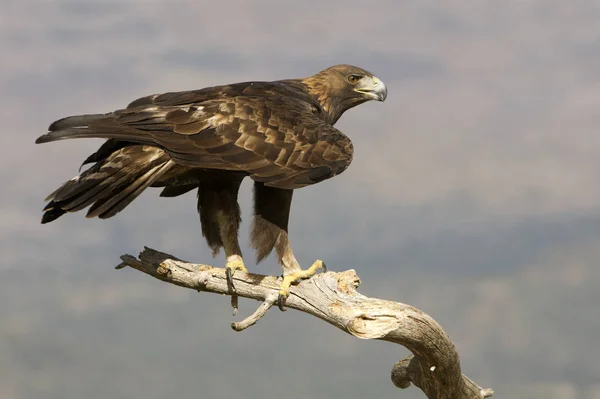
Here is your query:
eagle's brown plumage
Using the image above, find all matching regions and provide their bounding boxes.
[36,64,387,307]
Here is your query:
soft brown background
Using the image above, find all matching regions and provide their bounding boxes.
[2,1,600,398]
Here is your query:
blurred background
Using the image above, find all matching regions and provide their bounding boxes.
[2,1,600,398]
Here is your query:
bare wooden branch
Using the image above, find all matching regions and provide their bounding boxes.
[231,292,278,331]
[117,247,493,399]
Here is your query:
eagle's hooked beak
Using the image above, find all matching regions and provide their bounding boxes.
[354,76,387,102]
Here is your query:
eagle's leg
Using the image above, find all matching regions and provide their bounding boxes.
[251,183,326,310]
[197,174,246,292]
[222,221,248,293]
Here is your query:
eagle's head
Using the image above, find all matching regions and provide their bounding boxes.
[302,64,387,124]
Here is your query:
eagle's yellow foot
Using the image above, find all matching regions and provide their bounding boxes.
[278,260,327,311]
[226,255,248,293]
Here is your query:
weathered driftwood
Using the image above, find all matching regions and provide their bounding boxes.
[117,247,493,399]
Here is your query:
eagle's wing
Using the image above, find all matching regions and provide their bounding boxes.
[38,88,354,190]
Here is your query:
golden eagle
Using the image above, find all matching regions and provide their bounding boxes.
[36,65,387,309]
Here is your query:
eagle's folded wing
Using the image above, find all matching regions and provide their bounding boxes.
[38,91,354,190]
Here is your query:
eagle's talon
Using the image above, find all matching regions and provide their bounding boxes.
[226,267,235,293]
[276,259,326,311]
[277,277,293,311]
[277,293,287,311]
[225,256,247,293]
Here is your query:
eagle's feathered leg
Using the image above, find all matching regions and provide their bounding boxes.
[197,174,246,292]
[251,182,326,310]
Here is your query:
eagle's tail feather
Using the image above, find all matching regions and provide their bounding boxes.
[41,207,67,224]
[35,114,155,145]
[41,147,174,223]
[48,114,109,131]
[87,160,173,219]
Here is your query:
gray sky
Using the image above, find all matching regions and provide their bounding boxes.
[2,1,600,398]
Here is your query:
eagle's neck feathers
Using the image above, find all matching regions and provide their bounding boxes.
[298,75,346,125]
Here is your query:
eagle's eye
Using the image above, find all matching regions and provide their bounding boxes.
[347,74,362,84]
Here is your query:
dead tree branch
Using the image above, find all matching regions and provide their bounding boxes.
[117,247,493,399]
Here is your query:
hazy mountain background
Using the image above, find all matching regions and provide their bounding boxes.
[2,1,600,398]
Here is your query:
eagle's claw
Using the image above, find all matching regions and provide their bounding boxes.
[277,293,287,311]
[225,256,248,294]
[226,267,235,293]
[276,259,326,312]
